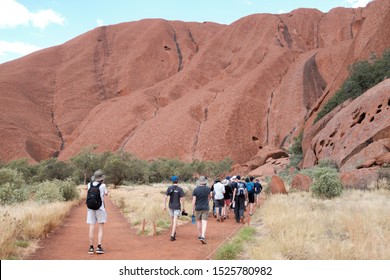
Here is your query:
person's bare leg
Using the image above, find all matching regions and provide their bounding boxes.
[201,220,207,238]
[97,223,104,245]
[171,216,178,237]
[196,220,202,238]
[89,224,95,245]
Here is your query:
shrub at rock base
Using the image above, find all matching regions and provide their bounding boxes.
[0,168,28,205]
[311,172,343,199]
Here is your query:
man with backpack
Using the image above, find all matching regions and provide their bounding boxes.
[86,170,108,254]
[254,178,263,207]
[164,175,185,241]
[232,175,247,223]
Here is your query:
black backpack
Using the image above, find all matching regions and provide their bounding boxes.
[86,182,103,210]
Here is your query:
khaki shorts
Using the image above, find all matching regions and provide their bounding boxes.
[195,210,209,221]
[87,209,107,224]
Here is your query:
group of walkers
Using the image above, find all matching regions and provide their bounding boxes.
[164,174,263,245]
[84,169,262,254]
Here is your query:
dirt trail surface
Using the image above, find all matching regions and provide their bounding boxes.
[27,198,247,260]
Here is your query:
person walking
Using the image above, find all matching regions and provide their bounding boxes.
[246,177,255,216]
[192,176,211,244]
[232,175,247,223]
[212,178,225,222]
[86,170,108,254]
[254,178,263,207]
[164,175,185,241]
[222,177,233,219]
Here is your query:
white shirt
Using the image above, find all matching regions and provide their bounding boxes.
[213,182,225,200]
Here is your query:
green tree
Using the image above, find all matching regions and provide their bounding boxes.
[104,155,131,187]
[70,146,101,184]
[5,158,38,183]
[35,158,75,182]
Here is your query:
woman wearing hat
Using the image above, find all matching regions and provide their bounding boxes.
[86,169,108,254]
[192,176,211,244]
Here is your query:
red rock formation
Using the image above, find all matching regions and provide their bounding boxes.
[0,0,389,179]
[341,167,380,189]
[291,174,312,192]
[269,175,287,194]
[303,79,390,172]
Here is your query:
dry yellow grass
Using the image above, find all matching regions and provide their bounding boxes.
[109,183,193,236]
[247,189,390,259]
[0,200,77,259]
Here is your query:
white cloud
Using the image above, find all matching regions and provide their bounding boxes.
[30,9,65,29]
[345,0,373,8]
[0,40,41,57]
[0,0,64,29]
[97,19,104,27]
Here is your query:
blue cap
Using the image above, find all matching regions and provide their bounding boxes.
[226,176,231,180]
[171,175,179,182]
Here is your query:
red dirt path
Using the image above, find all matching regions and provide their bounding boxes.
[27,198,248,260]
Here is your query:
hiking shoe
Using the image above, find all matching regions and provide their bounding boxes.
[239,217,244,224]
[88,246,94,254]
[200,237,206,244]
[170,235,176,241]
[96,245,105,254]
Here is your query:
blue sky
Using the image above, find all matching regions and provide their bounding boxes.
[0,0,373,64]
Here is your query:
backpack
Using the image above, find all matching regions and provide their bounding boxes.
[236,182,246,197]
[246,182,254,194]
[86,182,103,210]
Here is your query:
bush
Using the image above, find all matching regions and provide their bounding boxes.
[311,172,343,199]
[34,181,65,203]
[285,132,304,171]
[5,158,38,183]
[0,168,28,205]
[35,158,75,182]
[58,179,80,201]
[317,158,339,170]
[378,166,390,181]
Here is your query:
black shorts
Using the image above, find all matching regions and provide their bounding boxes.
[214,199,225,208]
[248,193,255,203]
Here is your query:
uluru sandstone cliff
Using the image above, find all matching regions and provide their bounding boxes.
[0,0,389,180]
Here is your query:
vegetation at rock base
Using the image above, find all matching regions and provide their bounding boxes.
[315,48,390,123]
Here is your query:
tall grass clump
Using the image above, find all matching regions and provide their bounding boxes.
[247,190,390,259]
[0,200,76,259]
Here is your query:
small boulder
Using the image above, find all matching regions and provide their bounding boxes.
[269,175,287,194]
[291,174,312,192]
